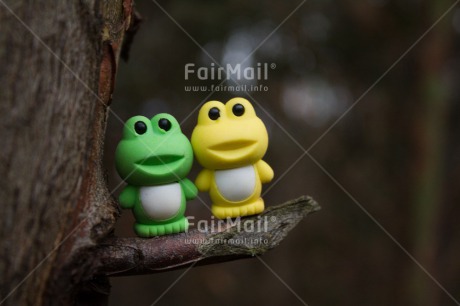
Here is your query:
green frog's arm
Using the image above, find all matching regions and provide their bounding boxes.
[180,178,198,200]
[256,160,274,183]
[118,185,138,209]
[195,169,213,192]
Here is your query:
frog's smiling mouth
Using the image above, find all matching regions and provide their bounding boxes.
[209,140,256,151]
[208,140,257,160]
[137,155,183,166]
[135,154,185,174]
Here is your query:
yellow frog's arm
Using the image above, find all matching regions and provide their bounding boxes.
[256,160,274,183]
[195,169,213,192]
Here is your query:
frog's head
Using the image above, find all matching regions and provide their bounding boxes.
[115,114,193,186]
[191,97,268,170]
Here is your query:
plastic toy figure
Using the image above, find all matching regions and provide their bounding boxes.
[115,114,197,237]
[191,97,274,219]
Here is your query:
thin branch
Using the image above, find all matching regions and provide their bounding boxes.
[94,196,320,276]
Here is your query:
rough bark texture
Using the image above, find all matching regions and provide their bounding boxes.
[0,1,318,305]
[0,1,137,305]
[94,196,319,276]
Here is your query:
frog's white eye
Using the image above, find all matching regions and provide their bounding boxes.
[134,121,147,135]
[208,107,221,120]
[158,118,172,131]
[232,103,245,116]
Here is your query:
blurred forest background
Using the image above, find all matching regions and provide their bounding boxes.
[104,0,460,305]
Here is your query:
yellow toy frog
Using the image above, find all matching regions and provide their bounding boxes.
[191,97,274,219]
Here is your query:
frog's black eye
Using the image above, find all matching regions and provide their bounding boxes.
[134,121,147,135]
[208,107,220,120]
[158,118,172,131]
[232,103,245,116]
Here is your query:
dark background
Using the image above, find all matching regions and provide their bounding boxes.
[104,1,460,305]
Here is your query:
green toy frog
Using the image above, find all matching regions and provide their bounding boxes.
[115,114,197,237]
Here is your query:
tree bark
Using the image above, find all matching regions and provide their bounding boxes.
[0,1,137,305]
[0,1,318,305]
[93,196,319,276]
[407,1,453,305]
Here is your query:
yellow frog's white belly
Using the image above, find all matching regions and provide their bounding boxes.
[214,165,256,202]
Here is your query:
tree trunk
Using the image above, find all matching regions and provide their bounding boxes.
[0,1,136,304]
[407,1,453,305]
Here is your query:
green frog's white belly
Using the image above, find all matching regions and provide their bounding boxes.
[140,183,181,220]
[215,165,256,202]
